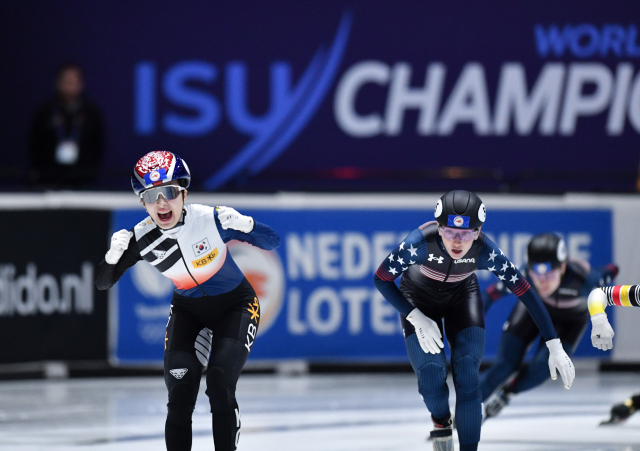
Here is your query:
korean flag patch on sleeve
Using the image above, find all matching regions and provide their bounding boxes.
[192,238,212,257]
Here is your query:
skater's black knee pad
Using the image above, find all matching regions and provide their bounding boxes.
[206,366,238,415]
[205,339,246,415]
[165,351,203,426]
[166,384,197,427]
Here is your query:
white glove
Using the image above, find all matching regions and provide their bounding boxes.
[591,313,614,351]
[217,206,254,233]
[546,338,575,389]
[105,230,133,265]
[406,308,444,354]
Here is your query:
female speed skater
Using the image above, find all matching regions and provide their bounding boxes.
[480,233,618,420]
[95,151,280,451]
[373,190,575,451]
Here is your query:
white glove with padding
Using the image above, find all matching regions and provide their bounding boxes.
[546,338,575,389]
[406,308,444,354]
[591,313,614,351]
[105,229,133,265]
[217,206,254,233]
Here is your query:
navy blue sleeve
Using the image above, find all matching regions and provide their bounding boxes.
[214,210,280,250]
[581,263,619,296]
[478,236,558,341]
[373,228,428,317]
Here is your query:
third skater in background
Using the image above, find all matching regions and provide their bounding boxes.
[480,233,618,420]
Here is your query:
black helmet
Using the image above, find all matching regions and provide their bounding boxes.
[527,233,567,274]
[434,190,486,229]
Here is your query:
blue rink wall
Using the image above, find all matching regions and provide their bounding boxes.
[110,207,612,365]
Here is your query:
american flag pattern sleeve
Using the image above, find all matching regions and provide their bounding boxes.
[373,228,428,316]
[375,229,428,282]
[477,237,531,297]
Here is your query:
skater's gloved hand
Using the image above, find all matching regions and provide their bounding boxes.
[406,308,444,354]
[217,206,254,233]
[546,338,575,389]
[591,313,614,351]
[105,229,133,265]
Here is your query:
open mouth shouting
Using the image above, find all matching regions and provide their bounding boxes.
[157,210,173,223]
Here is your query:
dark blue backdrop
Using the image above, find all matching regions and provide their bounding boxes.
[2,2,639,191]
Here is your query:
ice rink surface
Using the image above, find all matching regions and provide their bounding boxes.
[1,369,640,451]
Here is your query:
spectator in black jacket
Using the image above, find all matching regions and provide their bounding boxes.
[28,63,105,189]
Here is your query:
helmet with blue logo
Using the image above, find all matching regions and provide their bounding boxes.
[131,151,191,195]
[527,233,567,273]
[434,190,486,229]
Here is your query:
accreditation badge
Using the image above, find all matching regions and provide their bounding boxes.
[55,140,79,165]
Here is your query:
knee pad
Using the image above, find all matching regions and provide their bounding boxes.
[416,360,448,397]
[453,354,480,394]
[451,327,484,394]
[165,351,203,426]
[206,366,238,415]
[205,338,246,415]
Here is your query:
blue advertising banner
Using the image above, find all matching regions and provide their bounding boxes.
[3,2,640,191]
[110,206,612,365]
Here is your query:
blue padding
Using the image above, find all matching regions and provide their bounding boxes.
[479,331,526,400]
[451,327,485,447]
[405,333,450,420]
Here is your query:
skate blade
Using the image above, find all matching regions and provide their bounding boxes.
[432,437,453,451]
[599,417,626,426]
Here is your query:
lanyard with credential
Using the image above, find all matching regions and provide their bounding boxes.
[54,105,82,143]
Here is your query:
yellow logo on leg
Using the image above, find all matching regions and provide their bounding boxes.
[248,297,260,322]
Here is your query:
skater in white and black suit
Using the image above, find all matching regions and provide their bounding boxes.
[95,151,280,451]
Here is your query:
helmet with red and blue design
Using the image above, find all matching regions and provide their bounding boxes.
[131,151,191,195]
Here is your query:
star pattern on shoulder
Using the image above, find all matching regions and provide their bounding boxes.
[402,266,408,271]
[407,244,418,257]
[501,262,509,272]
[510,262,516,270]
[397,257,405,265]
[388,253,394,262]
[388,267,398,275]
[498,274,506,281]
[409,260,416,264]
[510,274,519,283]
[488,265,496,272]
[488,250,497,262]
[399,241,405,250]
[500,249,504,256]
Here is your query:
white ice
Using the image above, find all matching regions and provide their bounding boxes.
[1,369,639,450]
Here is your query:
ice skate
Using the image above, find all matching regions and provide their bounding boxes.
[600,399,635,426]
[483,388,511,422]
[430,415,453,451]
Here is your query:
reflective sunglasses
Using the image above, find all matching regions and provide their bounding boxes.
[439,226,478,242]
[140,185,185,204]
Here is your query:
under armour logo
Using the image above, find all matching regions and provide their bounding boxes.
[427,254,444,264]
[170,368,188,379]
[596,335,601,338]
